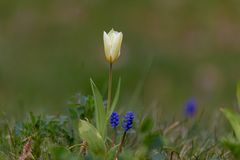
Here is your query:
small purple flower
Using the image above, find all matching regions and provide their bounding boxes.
[122,112,134,132]
[110,112,119,128]
[185,98,197,117]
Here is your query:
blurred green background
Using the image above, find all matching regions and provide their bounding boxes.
[0,0,239,118]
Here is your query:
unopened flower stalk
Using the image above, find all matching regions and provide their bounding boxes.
[107,62,113,112]
[103,29,123,111]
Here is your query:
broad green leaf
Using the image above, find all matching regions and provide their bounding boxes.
[221,108,240,141]
[90,79,106,139]
[221,136,240,159]
[107,78,121,119]
[237,82,240,106]
[79,120,106,157]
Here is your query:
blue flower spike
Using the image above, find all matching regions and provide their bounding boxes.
[122,112,134,132]
[115,112,135,158]
[185,98,197,117]
[110,112,119,128]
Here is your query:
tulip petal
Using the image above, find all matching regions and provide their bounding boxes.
[108,29,115,36]
[116,32,123,58]
[103,31,111,62]
[111,32,122,60]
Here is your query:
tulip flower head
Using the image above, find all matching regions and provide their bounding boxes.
[103,29,123,63]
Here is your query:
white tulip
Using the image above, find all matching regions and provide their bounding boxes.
[103,29,123,63]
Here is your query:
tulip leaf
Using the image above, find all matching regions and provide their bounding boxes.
[221,108,240,141]
[107,78,121,119]
[78,120,106,157]
[90,79,107,139]
[237,82,240,107]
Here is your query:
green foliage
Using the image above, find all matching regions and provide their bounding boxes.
[78,120,106,157]
[0,107,233,160]
[143,132,164,150]
[106,145,119,160]
[68,94,95,121]
[1,86,239,160]
[90,78,121,140]
[90,79,107,139]
[0,112,79,159]
[221,108,240,141]
[0,152,8,160]
[50,146,81,160]
[221,107,240,159]
[118,150,136,160]
[221,136,240,159]
[140,116,154,133]
[219,85,240,159]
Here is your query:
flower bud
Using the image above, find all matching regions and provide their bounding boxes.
[103,29,123,63]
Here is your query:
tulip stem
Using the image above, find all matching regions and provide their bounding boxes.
[107,62,113,112]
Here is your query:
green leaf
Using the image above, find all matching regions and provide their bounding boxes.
[221,136,240,159]
[140,116,154,133]
[90,79,106,139]
[106,145,119,160]
[50,146,80,160]
[107,78,121,119]
[79,120,106,157]
[0,152,8,160]
[237,82,240,107]
[221,108,240,141]
[118,150,136,160]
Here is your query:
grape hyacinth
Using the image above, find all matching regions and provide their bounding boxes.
[185,98,197,117]
[122,112,134,132]
[115,111,135,158]
[110,112,119,128]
